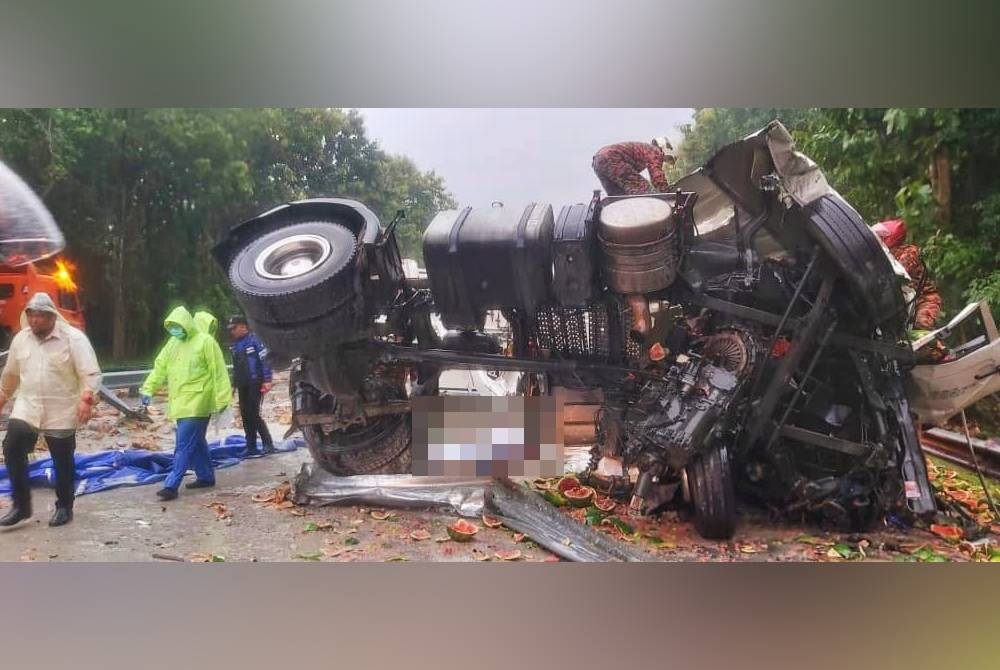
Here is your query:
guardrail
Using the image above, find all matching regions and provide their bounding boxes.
[101,369,151,392]
[920,427,1000,480]
[0,348,147,392]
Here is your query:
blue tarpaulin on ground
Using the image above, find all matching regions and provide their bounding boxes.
[0,435,303,497]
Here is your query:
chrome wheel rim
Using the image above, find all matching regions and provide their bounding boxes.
[254,234,332,280]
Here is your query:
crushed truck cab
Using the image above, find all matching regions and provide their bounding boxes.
[215,121,940,540]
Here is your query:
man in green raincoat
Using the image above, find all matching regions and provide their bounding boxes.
[140,306,231,500]
[194,310,219,338]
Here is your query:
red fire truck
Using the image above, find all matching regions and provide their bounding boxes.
[0,257,85,349]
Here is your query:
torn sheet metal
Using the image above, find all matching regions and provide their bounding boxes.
[295,447,595,515]
[293,465,649,562]
[98,385,153,422]
[485,478,650,562]
[293,464,488,518]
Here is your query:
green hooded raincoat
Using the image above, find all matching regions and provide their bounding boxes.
[193,311,218,337]
[140,306,231,420]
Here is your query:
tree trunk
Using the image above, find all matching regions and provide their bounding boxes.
[930,145,952,226]
[111,185,127,360]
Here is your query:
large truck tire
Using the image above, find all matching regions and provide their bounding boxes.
[228,220,359,326]
[686,444,738,540]
[302,413,412,476]
[803,194,906,331]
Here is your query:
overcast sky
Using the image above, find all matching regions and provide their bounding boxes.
[355,108,693,209]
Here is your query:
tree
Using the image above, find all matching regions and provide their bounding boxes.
[673,108,810,174]
[676,108,1000,316]
[0,108,455,360]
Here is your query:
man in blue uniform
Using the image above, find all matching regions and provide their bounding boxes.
[226,315,275,456]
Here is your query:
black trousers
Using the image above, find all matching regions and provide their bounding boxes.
[237,384,273,452]
[2,419,76,511]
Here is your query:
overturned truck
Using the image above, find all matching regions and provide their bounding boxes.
[214,122,937,539]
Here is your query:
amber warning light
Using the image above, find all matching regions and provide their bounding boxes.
[53,258,78,292]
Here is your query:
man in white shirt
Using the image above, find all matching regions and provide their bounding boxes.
[0,292,102,527]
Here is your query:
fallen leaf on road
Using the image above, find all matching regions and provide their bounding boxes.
[289,508,306,516]
[251,491,275,503]
[386,556,408,562]
[958,541,983,555]
[344,537,360,546]
[273,500,295,510]
[190,553,226,563]
[533,477,556,491]
[435,537,451,543]
[651,541,677,550]
[205,502,231,520]
[273,481,292,504]
[370,510,395,521]
[911,546,948,563]
[738,545,758,554]
[322,547,349,558]
[831,543,855,560]
[296,552,322,561]
[601,516,635,536]
[409,529,431,541]
[130,436,161,451]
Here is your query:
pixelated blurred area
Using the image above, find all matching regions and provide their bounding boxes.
[412,395,564,477]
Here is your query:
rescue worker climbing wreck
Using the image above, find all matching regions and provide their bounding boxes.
[592,137,675,196]
[871,218,943,330]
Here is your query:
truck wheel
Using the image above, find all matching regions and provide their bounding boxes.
[303,413,412,476]
[803,194,906,331]
[228,220,359,326]
[685,444,737,539]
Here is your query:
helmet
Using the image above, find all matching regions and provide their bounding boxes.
[652,136,676,166]
[651,136,673,153]
[871,219,907,249]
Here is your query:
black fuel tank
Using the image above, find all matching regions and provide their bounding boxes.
[422,202,555,330]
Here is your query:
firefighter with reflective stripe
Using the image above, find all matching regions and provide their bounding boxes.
[227,315,274,456]
[592,137,676,196]
[871,218,943,330]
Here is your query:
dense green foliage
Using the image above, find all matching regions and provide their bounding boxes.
[0,108,454,359]
[3,107,994,360]
[675,108,1000,317]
